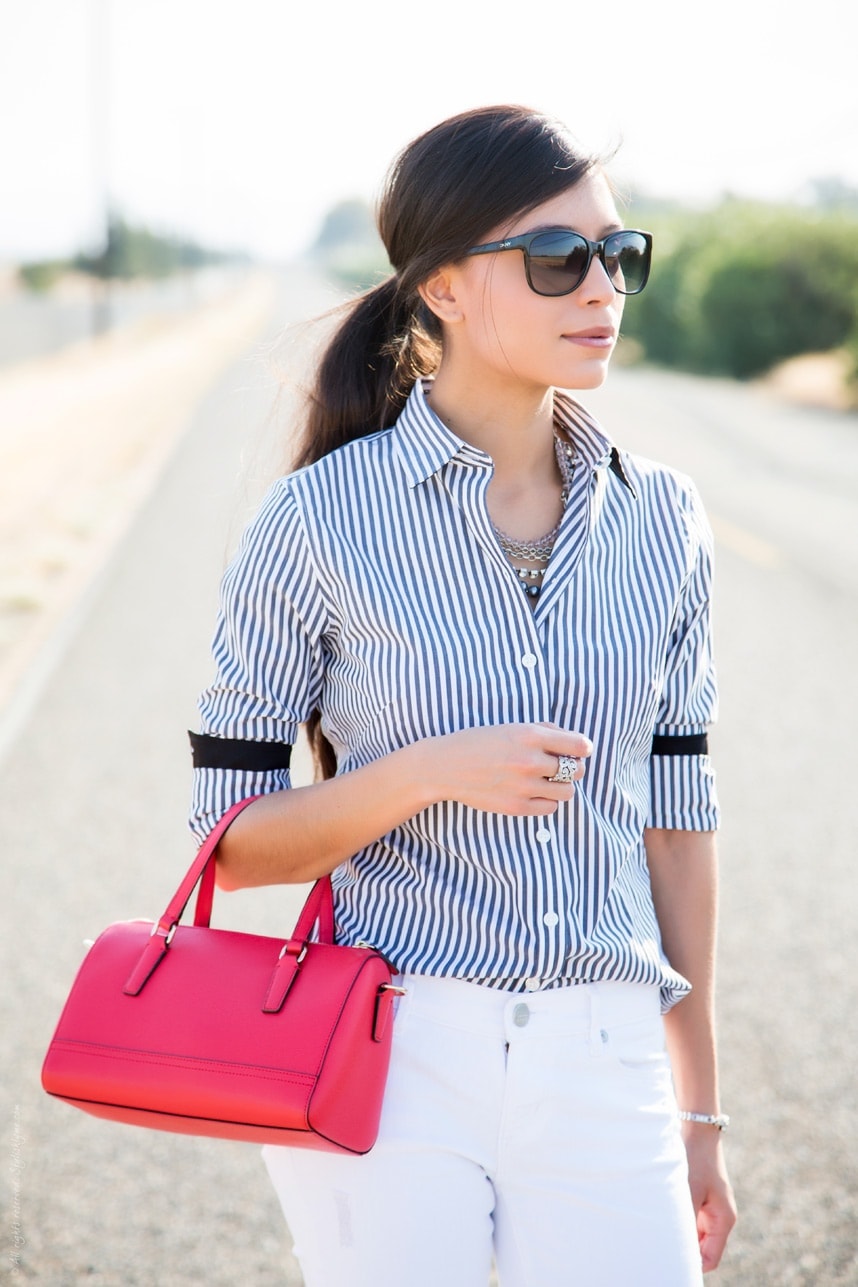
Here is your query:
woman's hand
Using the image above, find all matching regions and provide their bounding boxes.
[684,1129,738,1273]
[413,722,593,816]
[216,722,591,888]
[647,828,737,1273]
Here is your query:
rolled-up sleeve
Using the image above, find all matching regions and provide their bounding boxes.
[189,480,327,842]
[648,484,720,831]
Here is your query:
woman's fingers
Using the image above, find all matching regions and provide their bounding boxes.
[434,723,593,815]
[543,753,582,785]
[538,724,592,786]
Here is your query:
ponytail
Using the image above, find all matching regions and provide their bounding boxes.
[294,274,440,779]
[291,275,440,472]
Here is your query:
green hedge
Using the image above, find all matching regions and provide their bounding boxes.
[17,260,67,292]
[621,201,858,382]
[17,217,246,292]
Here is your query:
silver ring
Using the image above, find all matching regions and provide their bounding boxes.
[547,754,578,783]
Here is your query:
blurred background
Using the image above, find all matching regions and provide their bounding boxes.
[5,0,858,364]
[2,1,857,1284]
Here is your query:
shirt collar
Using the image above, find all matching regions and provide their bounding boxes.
[553,390,637,496]
[392,379,635,496]
[392,380,475,488]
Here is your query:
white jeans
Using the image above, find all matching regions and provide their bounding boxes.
[263,975,702,1287]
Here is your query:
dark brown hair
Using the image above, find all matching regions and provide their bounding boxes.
[293,104,597,470]
[297,105,597,777]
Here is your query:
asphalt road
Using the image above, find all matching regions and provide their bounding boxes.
[2,270,856,1285]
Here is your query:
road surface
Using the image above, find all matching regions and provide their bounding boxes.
[2,269,856,1284]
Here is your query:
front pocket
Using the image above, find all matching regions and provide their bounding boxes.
[605,1014,668,1074]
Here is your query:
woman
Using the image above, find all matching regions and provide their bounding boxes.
[190,105,737,1285]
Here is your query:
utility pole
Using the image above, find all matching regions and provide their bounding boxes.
[90,0,111,336]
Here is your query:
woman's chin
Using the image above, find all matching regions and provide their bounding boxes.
[561,360,613,392]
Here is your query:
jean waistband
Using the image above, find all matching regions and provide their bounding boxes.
[393,973,661,1039]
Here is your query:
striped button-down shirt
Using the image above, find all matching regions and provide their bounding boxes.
[192,380,719,1007]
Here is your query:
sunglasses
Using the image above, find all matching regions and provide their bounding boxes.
[465,228,652,297]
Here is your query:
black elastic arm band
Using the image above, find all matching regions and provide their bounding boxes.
[188,731,293,772]
[651,733,709,757]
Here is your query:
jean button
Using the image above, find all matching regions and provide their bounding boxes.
[513,1003,530,1028]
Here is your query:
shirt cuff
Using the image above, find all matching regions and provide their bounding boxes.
[648,753,720,831]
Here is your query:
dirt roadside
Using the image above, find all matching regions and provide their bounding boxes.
[0,271,279,713]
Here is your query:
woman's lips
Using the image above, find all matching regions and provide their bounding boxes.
[563,328,616,348]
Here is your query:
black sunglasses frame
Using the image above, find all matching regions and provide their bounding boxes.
[464,229,653,297]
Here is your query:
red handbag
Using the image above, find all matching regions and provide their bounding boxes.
[41,798,402,1155]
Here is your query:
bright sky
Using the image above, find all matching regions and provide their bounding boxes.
[2,0,857,263]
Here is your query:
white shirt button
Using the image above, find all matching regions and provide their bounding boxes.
[524,977,541,992]
[521,652,538,669]
[542,912,560,928]
[535,828,552,843]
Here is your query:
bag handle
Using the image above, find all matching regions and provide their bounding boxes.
[192,816,333,942]
[124,796,335,996]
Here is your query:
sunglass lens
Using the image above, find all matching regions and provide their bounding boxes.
[526,231,590,296]
[605,232,650,294]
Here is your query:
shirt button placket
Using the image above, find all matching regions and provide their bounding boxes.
[519,648,548,729]
[523,643,555,993]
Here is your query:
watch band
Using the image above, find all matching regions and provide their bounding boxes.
[678,1111,730,1131]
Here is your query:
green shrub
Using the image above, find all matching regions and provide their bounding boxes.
[72,215,242,281]
[17,260,67,292]
[623,202,858,380]
[311,198,390,292]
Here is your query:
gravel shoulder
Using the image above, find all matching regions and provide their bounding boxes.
[0,270,278,715]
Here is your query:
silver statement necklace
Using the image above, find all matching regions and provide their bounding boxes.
[492,435,576,601]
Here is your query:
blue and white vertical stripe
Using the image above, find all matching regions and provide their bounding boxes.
[192,380,719,1008]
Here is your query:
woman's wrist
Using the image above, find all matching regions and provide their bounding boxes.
[390,737,447,813]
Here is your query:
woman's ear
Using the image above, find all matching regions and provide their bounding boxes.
[418,266,464,325]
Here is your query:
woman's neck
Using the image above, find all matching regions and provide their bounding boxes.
[425,367,556,485]
[425,366,568,546]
